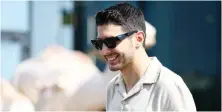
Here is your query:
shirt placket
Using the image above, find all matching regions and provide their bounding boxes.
[120,101,127,111]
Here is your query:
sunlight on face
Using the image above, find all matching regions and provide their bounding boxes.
[97,24,136,71]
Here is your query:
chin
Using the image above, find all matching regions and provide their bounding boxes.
[109,64,121,71]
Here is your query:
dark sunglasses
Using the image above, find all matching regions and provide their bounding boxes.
[91,30,138,50]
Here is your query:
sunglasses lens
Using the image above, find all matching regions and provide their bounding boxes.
[91,38,119,50]
[104,38,118,48]
[91,40,102,50]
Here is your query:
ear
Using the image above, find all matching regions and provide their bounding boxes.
[135,31,145,48]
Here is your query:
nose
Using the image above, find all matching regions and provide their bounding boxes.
[99,44,112,56]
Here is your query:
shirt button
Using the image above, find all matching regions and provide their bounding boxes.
[120,104,124,111]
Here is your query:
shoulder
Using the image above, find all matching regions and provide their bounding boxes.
[154,66,196,111]
[157,66,186,90]
[152,66,184,102]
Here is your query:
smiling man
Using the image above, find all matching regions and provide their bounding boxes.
[91,2,196,111]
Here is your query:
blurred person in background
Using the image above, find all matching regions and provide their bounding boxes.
[11,57,50,105]
[35,45,106,111]
[91,2,196,111]
[12,45,115,111]
[0,78,35,112]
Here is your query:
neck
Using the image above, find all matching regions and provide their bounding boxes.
[120,48,151,92]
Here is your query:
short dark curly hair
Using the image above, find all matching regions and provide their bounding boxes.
[95,2,146,46]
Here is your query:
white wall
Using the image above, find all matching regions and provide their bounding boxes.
[1,41,22,79]
[1,1,28,32]
[1,1,28,79]
[31,1,73,57]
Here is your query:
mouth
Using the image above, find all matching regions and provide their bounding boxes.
[105,54,119,64]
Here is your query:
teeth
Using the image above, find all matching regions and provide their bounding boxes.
[108,57,116,61]
[106,54,118,61]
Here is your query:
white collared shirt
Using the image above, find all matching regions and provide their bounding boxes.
[106,57,196,111]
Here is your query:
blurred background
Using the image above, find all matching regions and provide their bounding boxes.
[1,1,221,111]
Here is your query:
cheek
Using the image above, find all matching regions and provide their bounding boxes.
[117,39,134,51]
[119,48,135,62]
[126,49,135,59]
[116,40,135,57]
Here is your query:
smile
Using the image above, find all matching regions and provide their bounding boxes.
[105,54,119,62]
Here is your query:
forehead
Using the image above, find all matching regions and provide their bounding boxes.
[97,24,125,39]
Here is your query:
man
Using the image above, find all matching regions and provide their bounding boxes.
[91,2,196,111]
